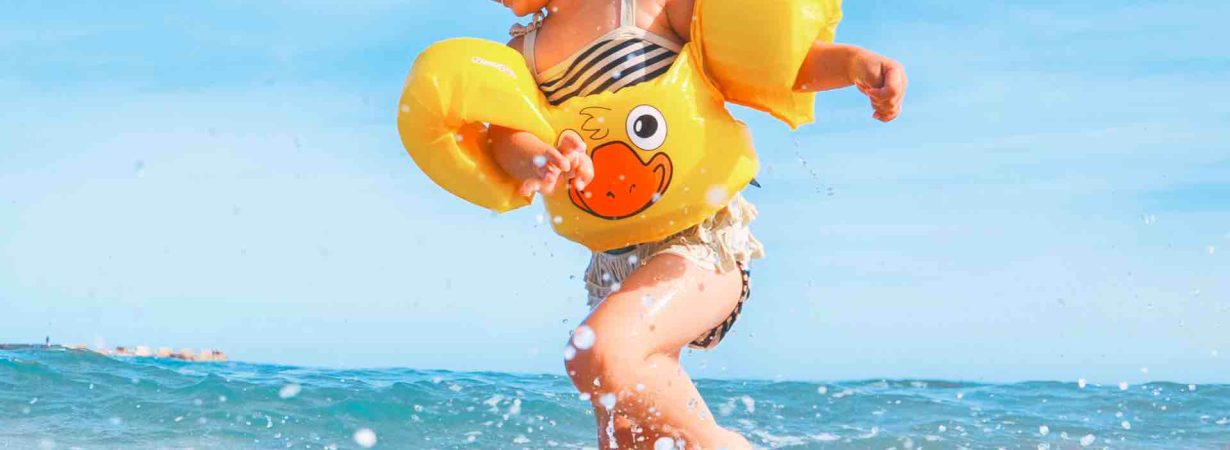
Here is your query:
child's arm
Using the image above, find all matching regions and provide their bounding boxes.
[489,35,593,197]
[794,42,907,122]
[665,0,905,122]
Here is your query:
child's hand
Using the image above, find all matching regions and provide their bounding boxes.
[490,125,593,197]
[851,51,907,122]
[488,124,594,198]
[516,130,594,197]
[557,130,595,192]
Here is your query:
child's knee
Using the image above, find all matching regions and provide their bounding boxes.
[563,322,652,391]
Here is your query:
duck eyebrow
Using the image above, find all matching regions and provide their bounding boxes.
[578,106,612,141]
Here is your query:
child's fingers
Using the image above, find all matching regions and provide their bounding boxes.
[871,96,894,110]
[871,63,907,102]
[567,151,595,191]
[553,129,593,191]
[518,165,565,196]
[873,105,901,122]
[538,147,571,175]
[557,129,587,155]
[856,81,874,96]
[539,169,561,195]
[518,179,540,197]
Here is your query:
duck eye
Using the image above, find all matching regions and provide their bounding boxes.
[626,105,666,151]
[634,116,657,139]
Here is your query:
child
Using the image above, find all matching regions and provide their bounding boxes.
[489,0,906,448]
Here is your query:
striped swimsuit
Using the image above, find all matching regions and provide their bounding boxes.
[521,0,682,105]
[519,0,753,350]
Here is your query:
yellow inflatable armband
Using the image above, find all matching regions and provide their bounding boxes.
[397,0,843,250]
[693,0,843,128]
[397,38,555,213]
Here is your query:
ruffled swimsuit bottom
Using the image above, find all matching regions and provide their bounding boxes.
[582,193,765,349]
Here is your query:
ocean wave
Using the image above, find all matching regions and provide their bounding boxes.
[2,346,1228,449]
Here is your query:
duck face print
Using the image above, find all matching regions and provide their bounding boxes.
[566,105,674,220]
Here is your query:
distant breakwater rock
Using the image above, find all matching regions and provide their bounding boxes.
[1,343,227,362]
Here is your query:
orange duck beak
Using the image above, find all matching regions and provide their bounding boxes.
[569,142,673,220]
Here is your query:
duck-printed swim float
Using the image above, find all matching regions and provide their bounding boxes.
[397,0,842,251]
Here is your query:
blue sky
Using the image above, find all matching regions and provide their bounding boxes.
[1,0,1227,383]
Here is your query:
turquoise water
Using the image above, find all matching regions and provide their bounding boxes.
[2,346,1228,449]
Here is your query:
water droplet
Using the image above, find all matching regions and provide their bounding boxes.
[1079,434,1096,446]
[599,393,617,410]
[483,395,504,408]
[1077,378,1087,389]
[353,428,377,448]
[1039,425,1049,436]
[1121,420,1131,430]
[532,155,547,167]
[817,386,828,395]
[573,325,596,350]
[654,437,676,450]
[279,383,301,399]
[705,185,726,206]
[1119,381,1129,391]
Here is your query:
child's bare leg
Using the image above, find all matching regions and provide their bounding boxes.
[566,254,752,450]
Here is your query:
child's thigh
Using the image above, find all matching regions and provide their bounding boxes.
[583,253,744,356]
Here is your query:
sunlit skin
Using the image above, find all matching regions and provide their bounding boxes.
[487,0,906,448]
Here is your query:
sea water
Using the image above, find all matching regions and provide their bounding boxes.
[2,346,1228,449]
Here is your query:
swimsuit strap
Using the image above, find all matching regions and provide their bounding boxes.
[509,9,547,78]
[620,0,636,28]
[522,23,541,78]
